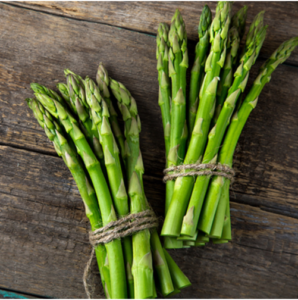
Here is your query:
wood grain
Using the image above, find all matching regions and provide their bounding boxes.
[9,1,298,65]
[1,2,298,298]
[0,289,36,299]
[0,3,298,218]
[1,145,298,298]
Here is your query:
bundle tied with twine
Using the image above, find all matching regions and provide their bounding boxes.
[84,209,159,299]
[163,163,235,183]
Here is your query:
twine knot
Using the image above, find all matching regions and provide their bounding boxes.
[84,209,159,298]
[163,163,235,183]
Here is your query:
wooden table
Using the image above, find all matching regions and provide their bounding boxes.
[1,2,298,298]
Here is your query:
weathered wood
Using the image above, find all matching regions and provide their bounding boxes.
[9,1,298,65]
[0,3,298,219]
[1,2,298,298]
[0,289,36,299]
[1,145,298,298]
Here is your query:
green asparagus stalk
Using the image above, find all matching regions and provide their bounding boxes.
[85,77,134,298]
[64,68,85,89]
[188,5,212,133]
[221,182,232,240]
[96,63,126,161]
[177,231,198,241]
[198,37,298,234]
[157,23,171,158]
[212,6,248,126]
[30,83,64,103]
[169,9,188,99]
[168,9,188,165]
[26,98,112,298]
[164,9,189,249]
[209,179,229,238]
[57,71,106,173]
[163,249,191,290]
[109,78,186,297]
[56,82,75,113]
[157,31,179,234]
[212,28,240,125]
[195,232,209,245]
[30,83,79,153]
[34,91,127,299]
[109,78,156,298]
[180,11,267,237]
[56,80,107,176]
[231,5,248,42]
[161,1,232,238]
[63,71,106,165]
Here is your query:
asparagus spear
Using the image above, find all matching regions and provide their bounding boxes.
[180,11,267,237]
[220,181,232,240]
[198,37,298,234]
[56,82,75,113]
[157,28,180,250]
[168,9,188,165]
[26,98,112,298]
[96,63,126,161]
[30,83,79,153]
[62,70,107,166]
[109,78,156,298]
[157,23,171,158]
[212,6,248,126]
[110,78,182,297]
[161,1,232,238]
[163,249,191,291]
[30,83,64,103]
[165,9,189,249]
[188,5,212,133]
[34,91,127,299]
[209,179,230,238]
[64,68,86,88]
[84,77,134,298]
[231,5,248,42]
[66,74,92,133]
[32,80,106,181]
[169,9,188,99]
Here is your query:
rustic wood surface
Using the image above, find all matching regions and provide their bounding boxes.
[0,1,298,298]
[0,288,37,299]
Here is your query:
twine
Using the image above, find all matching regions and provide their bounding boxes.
[163,163,235,183]
[83,209,159,298]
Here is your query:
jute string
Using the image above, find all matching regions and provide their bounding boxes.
[163,163,235,183]
[83,209,159,299]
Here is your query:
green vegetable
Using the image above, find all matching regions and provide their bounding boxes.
[198,37,298,234]
[109,78,156,298]
[96,63,126,161]
[85,77,134,298]
[33,91,127,299]
[161,1,232,238]
[180,11,267,237]
[164,9,189,249]
[110,78,179,297]
[157,23,171,158]
[212,6,248,126]
[188,5,212,133]
[26,98,112,298]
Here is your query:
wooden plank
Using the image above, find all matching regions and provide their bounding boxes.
[1,145,298,298]
[0,289,36,299]
[9,1,298,65]
[0,3,298,218]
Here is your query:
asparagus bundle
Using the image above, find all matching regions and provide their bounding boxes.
[157,2,298,247]
[27,63,190,298]
[162,1,232,238]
